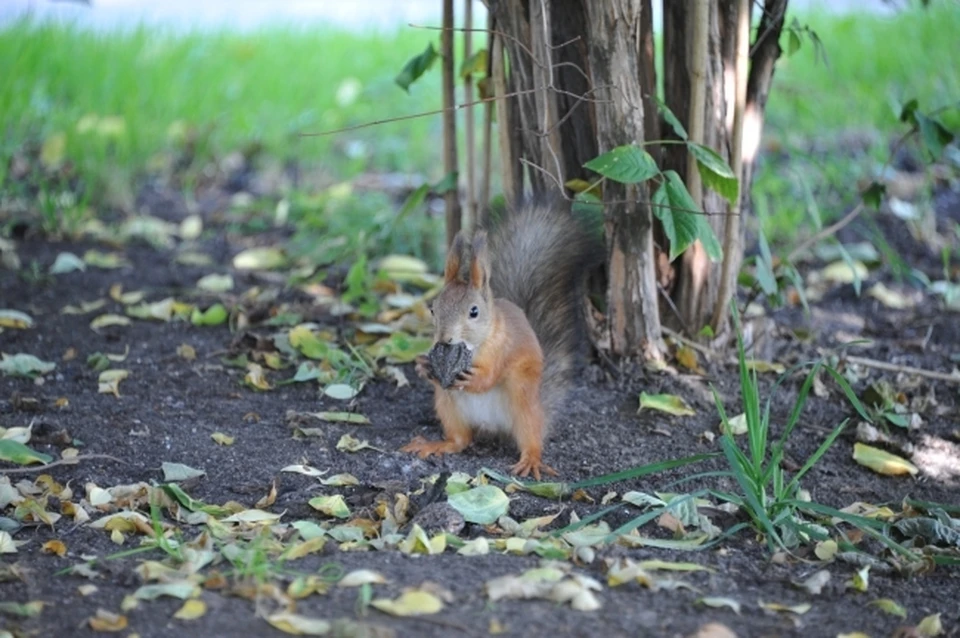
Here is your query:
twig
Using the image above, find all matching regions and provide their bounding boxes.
[844,356,960,384]
[478,10,494,222]
[0,454,127,475]
[662,326,721,360]
[786,202,864,264]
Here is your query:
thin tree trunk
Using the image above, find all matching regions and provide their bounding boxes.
[478,9,494,225]
[585,0,664,360]
[491,21,521,206]
[530,0,564,189]
[442,0,462,247]
[711,0,751,330]
[463,0,477,231]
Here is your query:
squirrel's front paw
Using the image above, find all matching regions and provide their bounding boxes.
[415,355,436,383]
[451,367,474,391]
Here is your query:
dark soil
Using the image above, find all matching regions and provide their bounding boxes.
[1,179,959,638]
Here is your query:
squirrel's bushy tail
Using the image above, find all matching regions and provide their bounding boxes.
[487,193,602,422]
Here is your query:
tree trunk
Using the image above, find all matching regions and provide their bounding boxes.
[584,0,664,359]
[479,0,787,355]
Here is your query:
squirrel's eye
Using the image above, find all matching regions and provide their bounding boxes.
[469,305,479,319]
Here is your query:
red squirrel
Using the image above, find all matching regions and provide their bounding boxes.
[401,198,600,479]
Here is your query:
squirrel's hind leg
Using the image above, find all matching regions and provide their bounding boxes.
[400,390,473,459]
[506,382,557,481]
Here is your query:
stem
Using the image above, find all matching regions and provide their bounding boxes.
[711,0,751,331]
[478,9,494,226]
[441,0,462,247]
[463,0,476,232]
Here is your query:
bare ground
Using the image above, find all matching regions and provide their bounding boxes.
[1,177,959,638]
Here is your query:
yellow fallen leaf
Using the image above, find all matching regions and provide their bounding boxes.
[758,600,811,615]
[244,363,272,391]
[265,612,331,635]
[852,442,919,476]
[173,599,207,620]
[638,392,695,417]
[177,344,197,360]
[308,495,350,519]
[211,432,234,446]
[815,539,838,561]
[338,569,388,588]
[42,539,67,557]
[78,584,99,596]
[917,613,943,637]
[371,590,444,617]
[90,314,132,331]
[97,369,129,398]
[88,609,128,632]
[282,537,327,560]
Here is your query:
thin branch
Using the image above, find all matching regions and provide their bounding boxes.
[441,0,461,248]
[844,356,960,384]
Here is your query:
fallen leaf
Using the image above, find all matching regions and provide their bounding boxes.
[233,246,286,271]
[868,282,914,309]
[177,344,197,360]
[0,531,19,553]
[758,600,811,615]
[83,250,129,269]
[134,582,199,601]
[745,359,786,374]
[323,384,359,400]
[638,392,695,417]
[89,314,132,331]
[917,613,943,637]
[336,434,379,453]
[190,303,228,326]
[244,363,272,391]
[675,345,703,374]
[0,310,34,329]
[868,598,907,618]
[371,590,444,617]
[0,440,53,465]
[319,473,359,487]
[447,485,510,525]
[161,462,206,482]
[0,353,56,378]
[211,432,234,446]
[794,569,830,595]
[88,609,128,632]
[852,442,919,476]
[307,411,370,425]
[339,569,388,588]
[695,597,741,615]
[173,599,206,620]
[41,540,67,557]
[265,612,331,635]
[815,539,838,561]
[308,495,350,519]
[179,215,203,240]
[97,369,129,398]
[196,273,234,293]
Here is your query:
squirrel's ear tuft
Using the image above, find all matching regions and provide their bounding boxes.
[468,231,490,291]
[444,232,467,283]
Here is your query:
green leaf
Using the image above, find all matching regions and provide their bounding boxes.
[638,392,695,417]
[656,171,722,262]
[787,29,802,56]
[688,142,739,206]
[0,353,56,378]
[755,228,778,296]
[459,48,488,79]
[0,440,53,466]
[190,303,228,326]
[431,171,458,195]
[161,462,206,482]
[862,181,886,210]
[915,112,954,161]
[447,485,510,524]
[584,145,659,184]
[323,384,359,400]
[654,95,688,140]
[395,42,439,92]
[49,251,86,274]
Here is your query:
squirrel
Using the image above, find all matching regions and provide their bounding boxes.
[401,195,601,480]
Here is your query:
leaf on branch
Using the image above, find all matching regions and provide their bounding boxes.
[688,143,739,206]
[584,145,658,185]
[395,42,439,93]
[459,49,488,79]
[654,96,688,141]
[655,171,723,262]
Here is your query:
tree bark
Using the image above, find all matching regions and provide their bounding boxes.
[441,0,462,247]
[585,0,664,359]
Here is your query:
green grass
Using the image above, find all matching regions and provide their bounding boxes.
[0,18,452,197]
[756,0,960,243]
[1,2,957,253]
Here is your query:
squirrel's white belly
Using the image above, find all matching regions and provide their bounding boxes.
[451,387,512,433]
